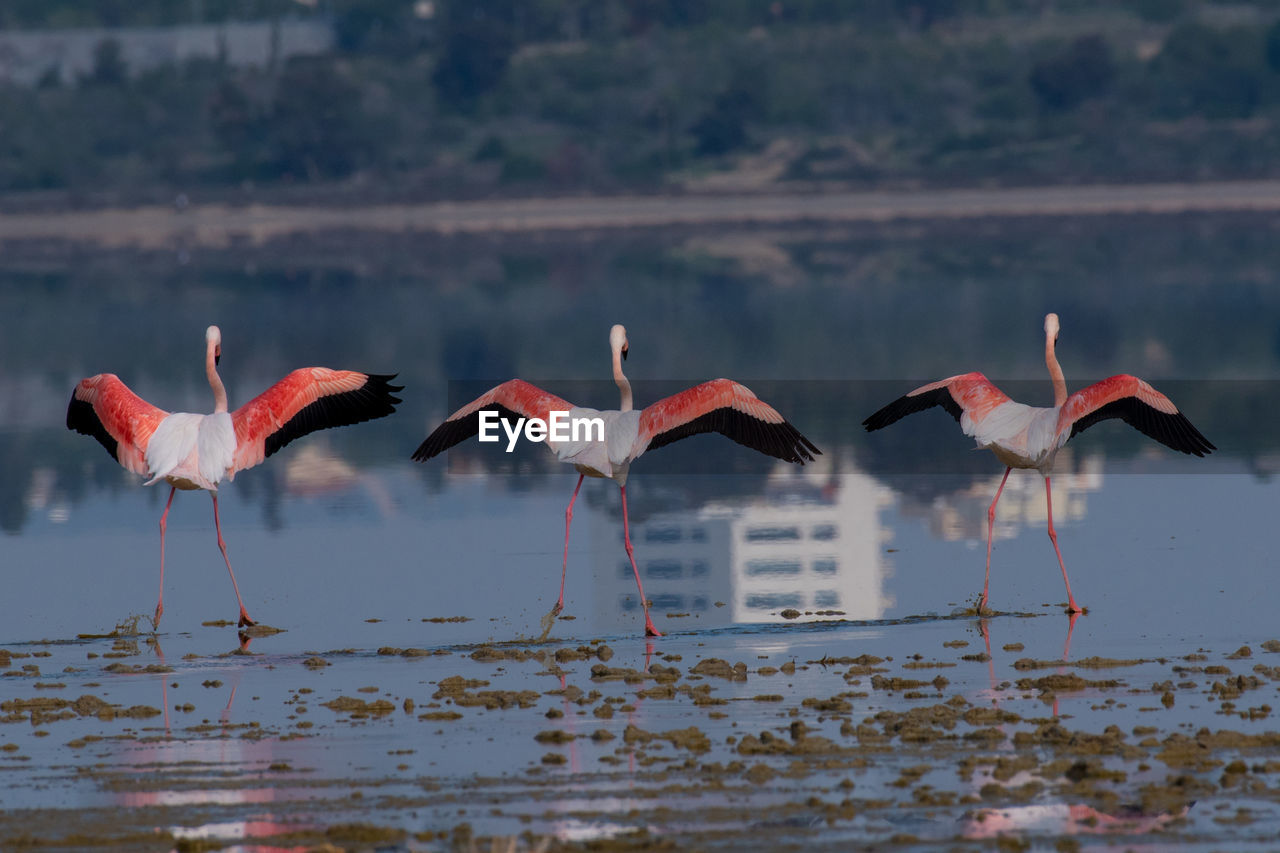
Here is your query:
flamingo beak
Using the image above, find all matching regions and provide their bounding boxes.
[215,345,221,366]
[622,343,628,361]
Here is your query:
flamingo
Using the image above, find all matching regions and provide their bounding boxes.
[411,324,820,637]
[67,325,401,628]
[863,313,1213,614]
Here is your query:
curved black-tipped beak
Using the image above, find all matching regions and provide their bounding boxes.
[622,344,628,361]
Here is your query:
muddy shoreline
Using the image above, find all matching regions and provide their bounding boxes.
[4,613,1280,850]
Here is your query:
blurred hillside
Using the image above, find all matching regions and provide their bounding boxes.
[3,0,1280,205]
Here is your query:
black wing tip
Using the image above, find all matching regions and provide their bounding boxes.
[411,416,472,464]
[1069,399,1215,458]
[863,388,962,433]
[645,407,820,465]
[410,437,438,462]
[362,372,404,406]
[66,395,95,434]
[783,420,822,464]
[411,403,527,464]
[1173,411,1215,457]
[861,397,905,432]
[861,406,895,432]
[66,395,120,461]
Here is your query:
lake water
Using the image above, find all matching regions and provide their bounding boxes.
[2,214,1279,850]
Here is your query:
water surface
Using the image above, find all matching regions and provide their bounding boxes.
[2,215,1279,849]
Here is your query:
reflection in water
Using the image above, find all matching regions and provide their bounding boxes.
[2,214,1279,852]
[962,614,1190,846]
[282,443,396,517]
[114,642,313,848]
[593,453,894,626]
[965,801,1191,844]
[896,450,1104,546]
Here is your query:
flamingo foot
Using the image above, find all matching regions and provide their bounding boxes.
[1065,601,1086,615]
[643,613,663,638]
[237,609,257,628]
[152,602,164,630]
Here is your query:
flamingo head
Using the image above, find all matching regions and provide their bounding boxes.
[1044,313,1060,345]
[206,325,222,366]
[610,324,628,361]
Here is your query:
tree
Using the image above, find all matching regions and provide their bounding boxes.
[1148,22,1262,119]
[1029,34,1115,111]
[266,61,370,180]
[83,38,129,87]
[208,78,264,174]
[431,1,518,111]
[690,59,765,158]
[1266,19,1280,73]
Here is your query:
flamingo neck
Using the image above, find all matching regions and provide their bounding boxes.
[207,342,228,413]
[1046,337,1067,407]
[613,348,633,412]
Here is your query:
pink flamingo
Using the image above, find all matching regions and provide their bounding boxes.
[863,313,1213,614]
[67,325,401,628]
[411,324,819,637]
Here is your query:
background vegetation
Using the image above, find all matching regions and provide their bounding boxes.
[4,0,1280,200]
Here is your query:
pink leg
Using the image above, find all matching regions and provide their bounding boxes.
[977,618,997,698]
[154,486,177,628]
[619,485,661,638]
[1062,609,1081,660]
[211,494,255,627]
[555,474,585,614]
[980,468,1012,612]
[1044,476,1082,613]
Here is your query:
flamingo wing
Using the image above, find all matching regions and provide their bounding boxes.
[67,374,170,476]
[231,369,402,472]
[411,379,575,462]
[1059,375,1215,456]
[634,379,819,464]
[863,372,1011,431]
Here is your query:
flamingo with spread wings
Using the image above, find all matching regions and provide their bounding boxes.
[863,313,1213,614]
[67,325,401,628]
[412,324,820,637]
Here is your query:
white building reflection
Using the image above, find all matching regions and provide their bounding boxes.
[591,454,895,626]
[895,450,1105,546]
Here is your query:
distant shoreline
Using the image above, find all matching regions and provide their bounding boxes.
[2,180,1279,248]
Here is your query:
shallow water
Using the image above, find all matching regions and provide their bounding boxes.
[3,216,1280,849]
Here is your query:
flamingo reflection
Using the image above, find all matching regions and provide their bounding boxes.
[963,615,1190,844]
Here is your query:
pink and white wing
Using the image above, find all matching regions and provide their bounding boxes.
[411,379,575,461]
[231,369,402,473]
[1058,374,1215,456]
[633,379,819,464]
[66,374,169,476]
[863,372,1012,434]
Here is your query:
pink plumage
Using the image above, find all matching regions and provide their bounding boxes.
[864,313,1213,614]
[68,325,400,628]
[412,324,819,638]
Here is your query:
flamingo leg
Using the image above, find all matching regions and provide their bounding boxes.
[1063,609,1081,659]
[980,468,1012,612]
[555,474,585,615]
[619,484,662,638]
[1044,475,1082,613]
[211,494,255,627]
[155,486,177,628]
